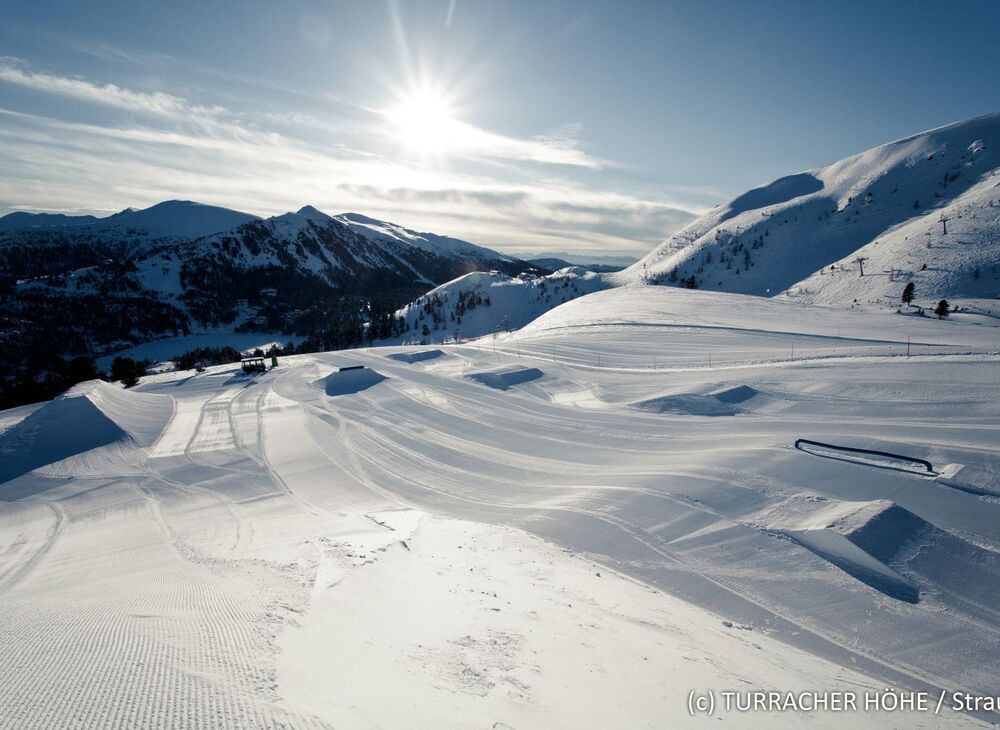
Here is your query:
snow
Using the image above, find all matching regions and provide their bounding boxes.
[506,286,997,373]
[133,254,185,297]
[276,511,920,729]
[1,283,999,725]
[387,348,445,364]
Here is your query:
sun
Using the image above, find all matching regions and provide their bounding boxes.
[388,89,461,155]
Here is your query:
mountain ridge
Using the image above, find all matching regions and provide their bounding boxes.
[0,203,541,406]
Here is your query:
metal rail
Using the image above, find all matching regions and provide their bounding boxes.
[794,438,935,473]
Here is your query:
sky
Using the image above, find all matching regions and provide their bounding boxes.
[0,0,998,256]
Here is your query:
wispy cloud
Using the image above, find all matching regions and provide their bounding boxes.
[393,115,609,169]
[0,58,224,121]
[46,33,342,104]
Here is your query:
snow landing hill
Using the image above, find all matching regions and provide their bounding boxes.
[0,201,538,385]
[391,113,1000,345]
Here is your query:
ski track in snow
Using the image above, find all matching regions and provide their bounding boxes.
[1,286,998,727]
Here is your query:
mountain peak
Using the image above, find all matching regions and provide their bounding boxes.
[101,200,260,238]
[295,205,333,222]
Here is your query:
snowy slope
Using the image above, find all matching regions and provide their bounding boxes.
[516,285,996,350]
[335,211,515,263]
[781,169,1000,309]
[1,285,998,726]
[616,113,1000,307]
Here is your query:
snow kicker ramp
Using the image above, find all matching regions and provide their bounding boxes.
[315,366,387,396]
[631,385,763,417]
[0,380,171,484]
[752,499,1000,609]
[466,367,543,391]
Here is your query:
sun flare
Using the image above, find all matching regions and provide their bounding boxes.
[388,90,461,154]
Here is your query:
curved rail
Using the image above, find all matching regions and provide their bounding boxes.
[794,438,935,473]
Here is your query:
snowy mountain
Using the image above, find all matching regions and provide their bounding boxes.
[615,113,1000,308]
[182,205,527,294]
[94,200,261,239]
[0,200,259,241]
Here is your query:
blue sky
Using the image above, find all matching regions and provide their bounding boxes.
[1,0,998,255]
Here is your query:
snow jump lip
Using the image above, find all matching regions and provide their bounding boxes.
[794,438,936,476]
